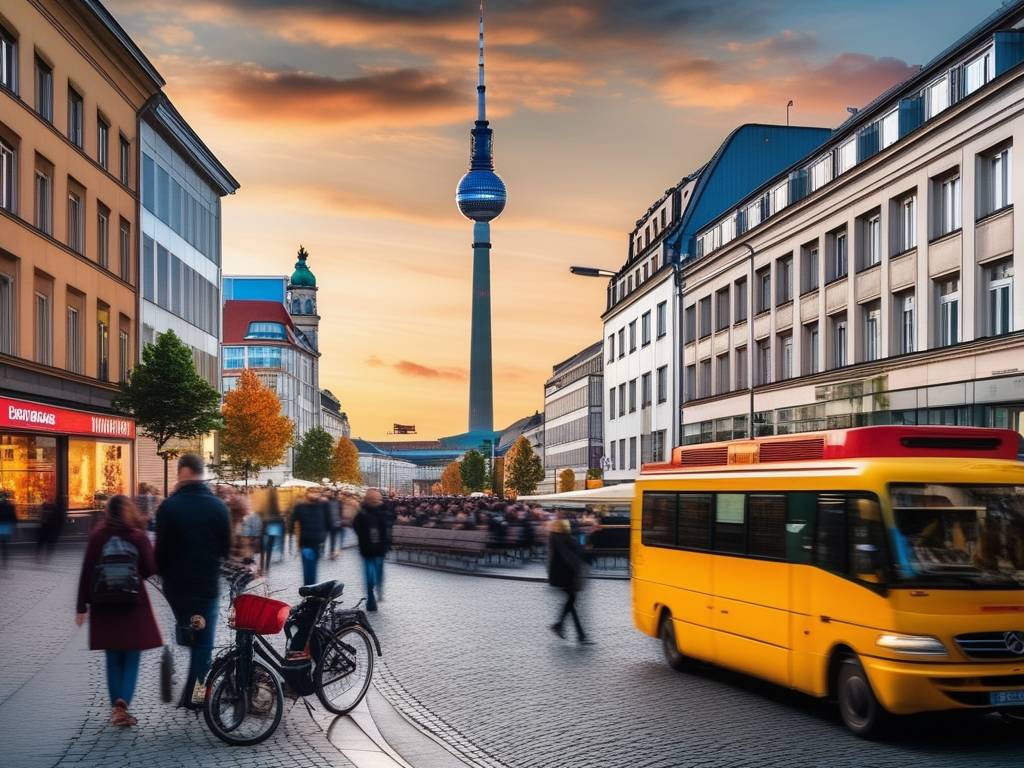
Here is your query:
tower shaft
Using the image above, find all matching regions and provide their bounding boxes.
[469,220,493,433]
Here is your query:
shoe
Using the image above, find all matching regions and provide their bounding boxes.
[285,650,310,662]
[550,623,566,640]
[190,682,207,706]
[578,638,596,645]
[111,699,133,727]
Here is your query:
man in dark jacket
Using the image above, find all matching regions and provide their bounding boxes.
[548,515,592,644]
[290,489,331,585]
[155,454,231,708]
[352,489,390,611]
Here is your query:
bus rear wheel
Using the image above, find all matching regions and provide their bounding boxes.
[836,657,889,738]
[659,613,686,671]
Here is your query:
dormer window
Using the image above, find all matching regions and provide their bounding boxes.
[245,321,287,340]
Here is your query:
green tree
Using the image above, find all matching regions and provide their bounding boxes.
[113,330,222,495]
[292,426,334,482]
[503,436,545,498]
[460,449,487,492]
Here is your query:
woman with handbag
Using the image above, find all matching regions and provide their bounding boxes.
[75,495,162,726]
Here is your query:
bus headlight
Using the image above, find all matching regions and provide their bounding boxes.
[876,633,947,655]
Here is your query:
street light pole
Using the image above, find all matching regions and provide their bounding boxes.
[739,242,756,438]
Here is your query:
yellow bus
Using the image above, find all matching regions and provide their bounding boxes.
[631,425,1024,736]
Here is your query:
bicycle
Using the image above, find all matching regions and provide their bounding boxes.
[202,562,382,746]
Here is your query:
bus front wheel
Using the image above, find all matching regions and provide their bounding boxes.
[836,657,889,737]
[659,614,686,671]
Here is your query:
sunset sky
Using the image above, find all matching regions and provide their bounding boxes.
[107,0,1000,441]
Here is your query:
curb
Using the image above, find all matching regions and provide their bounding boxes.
[389,559,629,582]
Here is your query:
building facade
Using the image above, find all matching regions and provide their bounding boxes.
[603,125,831,482]
[136,94,237,484]
[543,341,603,492]
[0,0,162,526]
[320,388,350,442]
[680,3,1024,446]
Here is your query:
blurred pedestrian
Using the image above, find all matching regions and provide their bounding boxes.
[547,517,592,644]
[261,489,285,575]
[327,491,344,559]
[75,495,162,727]
[155,454,231,709]
[35,499,65,561]
[352,489,390,611]
[238,494,263,564]
[289,489,331,585]
[0,490,16,568]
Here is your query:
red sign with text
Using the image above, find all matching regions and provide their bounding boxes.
[0,396,135,439]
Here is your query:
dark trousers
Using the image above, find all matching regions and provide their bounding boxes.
[301,547,319,585]
[363,556,384,610]
[261,534,279,574]
[555,589,586,640]
[167,592,218,702]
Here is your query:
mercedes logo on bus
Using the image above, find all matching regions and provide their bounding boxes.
[1004,631,1024,656]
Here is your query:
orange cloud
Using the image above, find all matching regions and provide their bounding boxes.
[366,356,467,381]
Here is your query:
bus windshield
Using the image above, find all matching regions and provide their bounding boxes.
[889,484,1024,589]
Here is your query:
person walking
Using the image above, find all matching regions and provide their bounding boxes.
[327,492,344,559]
[548,516,592,644]
[289,489,331,585]
[155,454,231,709]
[352,489,390,611]
[75,496,162,726]
[35,499,66,562]
[0,490,16,568]
[261,490,285,575]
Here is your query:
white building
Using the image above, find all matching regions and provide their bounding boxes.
[543,342,603,491]
[321,389,351,442]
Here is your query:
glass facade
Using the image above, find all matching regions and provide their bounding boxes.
[0,434,57,520]
[68,438,130,511]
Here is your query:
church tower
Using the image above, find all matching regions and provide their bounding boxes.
[287,245,319,353]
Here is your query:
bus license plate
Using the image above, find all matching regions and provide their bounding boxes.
[991,690,1024,707]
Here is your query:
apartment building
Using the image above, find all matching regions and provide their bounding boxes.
[542,341,603,491]
[0,0,161,526]
[681,3,1024,445]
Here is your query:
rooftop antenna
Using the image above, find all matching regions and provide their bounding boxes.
[477,1,486,123]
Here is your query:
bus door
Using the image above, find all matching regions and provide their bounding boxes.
[786,492,819,693]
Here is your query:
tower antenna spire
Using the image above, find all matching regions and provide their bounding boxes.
[477,0,486,122]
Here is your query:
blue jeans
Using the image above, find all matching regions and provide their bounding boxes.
[301,547,319,585]
[104,650,141,706]
[363,556,384,610]
[167,593,218,701]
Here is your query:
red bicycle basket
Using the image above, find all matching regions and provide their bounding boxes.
[232,594,290,634]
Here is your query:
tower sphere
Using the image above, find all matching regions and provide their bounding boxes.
[456,168,506,222]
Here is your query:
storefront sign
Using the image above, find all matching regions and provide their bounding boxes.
[0,396,135,439]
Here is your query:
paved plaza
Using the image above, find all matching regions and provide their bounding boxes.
[0,544,1022,768]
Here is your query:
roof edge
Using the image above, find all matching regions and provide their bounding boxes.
[80,0,164,88]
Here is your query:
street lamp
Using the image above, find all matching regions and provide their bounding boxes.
[786,99,794,126]
[570,265,617,278]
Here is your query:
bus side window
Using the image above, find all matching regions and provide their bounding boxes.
[642,492,677,547]
[714,493,746,554]
[748,494,786,559]
[816,494,848,574]
[847,496,888,584]
[786,492,817,564]
[678,493,712,549]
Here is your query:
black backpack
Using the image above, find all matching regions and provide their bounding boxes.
[91,535,141,607]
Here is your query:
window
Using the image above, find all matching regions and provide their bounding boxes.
[756,267,771,313]
[684,365,696,402]
[96,204,109,268]
[699,359,711,397]
[863,214,881,268]
[756,339,771,385]
[224,347,245,370]
[698,297,711,338]
[119,137,130,186]
[863,302,881,362]
[745,198,762,230]
[715,288,729,330]
[986,260,1013,337]
[619,438,626,470]
[802,244,819,293]
[897,194,916,252]
[936,173,961,236]
[628,320,637,352]
[805,323,819,375]
[96,305,109,381]
[641,372,652,407]
[982,146,1012,216]
[679,493,712,549]
[716,353,730,395]
[0,24,15,93]
[748,494,786,559]
[0,139,13,213]
[617,328,625,358]
[0,272,12,354]
[831,230,848,280]
[735,347,747,389]
[628,379,637,412]
[964,49,992,96]
[815,493,887,585]
[66,306,82,373]
[657,365,668,403]
[609,440,616,471]
[837,138,856,175]
[832,315,848,368]
[67,87,84,148]
[119,219,130,280]
[771,181,788,215]
[684,305,696,343]
[34,292,51,365]
[714,493,746,554]
[608,387,615,419]
[641,493,675,547]
[776,255,792,303]
[778,333,793,380]
[629,437,637,470]
[926,74,948,118]
[938,276,959,346]
[67,189,84,253]
[735,277,747,322]
[810,154,832,191]
[618,383,626,417]
[34,168,51,234]
[245,321,287,340]
[118,328,129,382]
[35,57,52,122]
[641,311,651,346]
[97,116,109,169]
[897,293,915,354]
[880,108,899,149]
[247,345,283,368]
[656,301,667,337]
[607,334,614,362]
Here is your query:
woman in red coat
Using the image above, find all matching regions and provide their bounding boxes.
[76,496,162,726]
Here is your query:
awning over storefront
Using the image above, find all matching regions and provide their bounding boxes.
[1,396,135,439]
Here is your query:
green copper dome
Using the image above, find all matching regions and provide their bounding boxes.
[289,246,316,287]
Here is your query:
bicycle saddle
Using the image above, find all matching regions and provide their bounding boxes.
[298,580,344,600]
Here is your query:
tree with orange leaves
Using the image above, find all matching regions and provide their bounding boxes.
[330,436,363,485]
[220,369,294,484]
[440,461,463,495]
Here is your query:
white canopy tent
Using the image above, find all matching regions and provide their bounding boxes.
[519,483,635,510]
[279,478,320,489]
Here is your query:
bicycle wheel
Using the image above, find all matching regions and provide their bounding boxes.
[314,624,375,715]
[203,655,284,746]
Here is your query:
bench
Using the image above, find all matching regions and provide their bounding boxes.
[389,526,491,570]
